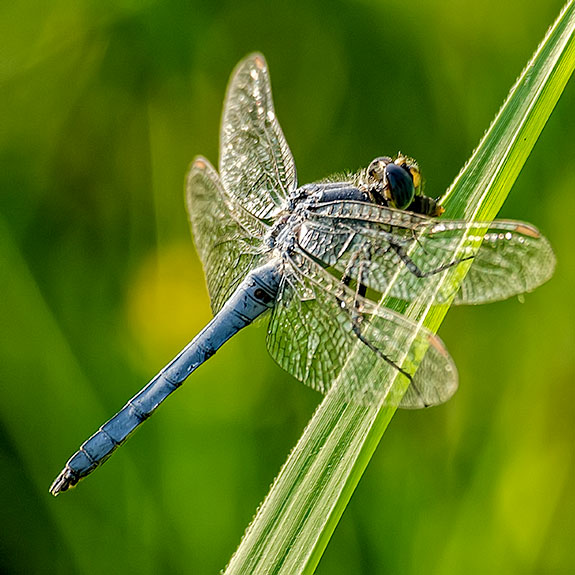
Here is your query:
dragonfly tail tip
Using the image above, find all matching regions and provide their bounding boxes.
[49,468,77,497]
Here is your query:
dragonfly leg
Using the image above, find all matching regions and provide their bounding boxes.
[410,227,432,256]
[345,249,431,406]
[350,320,413,382]
[390,240,474,278]
[340,245,369,306]
[352,317,431,406]
[336,244,430,405]
[355,244,372,302]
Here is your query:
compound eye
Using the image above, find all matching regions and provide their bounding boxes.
[367,157,391,182]
[384,163,415,210]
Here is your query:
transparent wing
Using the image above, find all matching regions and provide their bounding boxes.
[266,250,458,408]
[300,200,555,305]
[451,221,556,304]
[220,53,297,221]
[186,157,267,314]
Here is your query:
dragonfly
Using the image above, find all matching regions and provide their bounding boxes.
[50,53,555,495]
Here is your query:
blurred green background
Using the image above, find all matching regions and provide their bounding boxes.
[1,0,573,573]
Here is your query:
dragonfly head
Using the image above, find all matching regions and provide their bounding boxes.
[366,155,421,210]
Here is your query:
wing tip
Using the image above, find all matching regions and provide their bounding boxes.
[428,332,450,359]
[185,156,222,212]
[515,222,541,238]
[232,52,268,78]
[245,51,267,69]
[192,156,207,170]
[188,156,217,179]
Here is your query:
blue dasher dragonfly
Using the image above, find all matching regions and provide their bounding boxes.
[50,53,555,495]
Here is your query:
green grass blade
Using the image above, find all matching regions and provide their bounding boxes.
[224,2,575,574]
